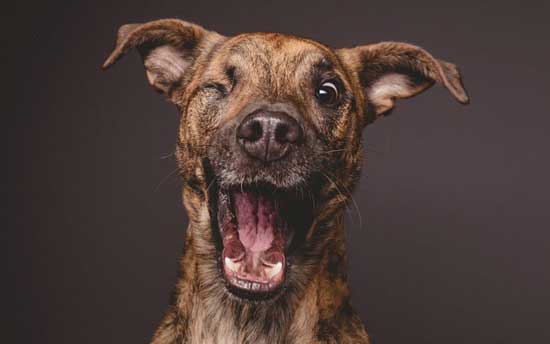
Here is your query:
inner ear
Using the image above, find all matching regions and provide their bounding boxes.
[142,45,194,94]
[102,19,224,99]
[338,42,469,125]
[366,72,433,114]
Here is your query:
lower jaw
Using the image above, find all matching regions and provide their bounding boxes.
[223,250,285,291]
[224,272,281,294]
[221,255,288,300]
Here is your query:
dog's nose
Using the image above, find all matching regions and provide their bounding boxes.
[237,110,303,162]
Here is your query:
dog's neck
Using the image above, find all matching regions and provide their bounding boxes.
[150,189,368,344]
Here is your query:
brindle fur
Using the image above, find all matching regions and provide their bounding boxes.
[103,19,468,344]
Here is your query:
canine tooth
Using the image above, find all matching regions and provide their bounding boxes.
[273,262,282,275]
[267,262,282,279]
[225,257,239,272]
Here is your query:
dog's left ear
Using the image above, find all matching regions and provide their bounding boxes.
[102,19,224,101]
[338,42,469,125]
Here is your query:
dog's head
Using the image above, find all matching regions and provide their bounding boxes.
[103,19,468,300]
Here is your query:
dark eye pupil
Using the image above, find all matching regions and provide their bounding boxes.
[316,82,338,104]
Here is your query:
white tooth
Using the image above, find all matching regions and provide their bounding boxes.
[225,257,238,272]
[267,262,282,279]
[273,262,282,275]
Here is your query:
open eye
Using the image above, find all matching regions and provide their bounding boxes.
[316,80,339,105]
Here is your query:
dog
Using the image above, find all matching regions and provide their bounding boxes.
[102,18,468,344]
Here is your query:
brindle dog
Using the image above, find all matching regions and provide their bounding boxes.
[103,19,469,344]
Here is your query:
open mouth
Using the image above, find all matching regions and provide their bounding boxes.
[214,184,312,299]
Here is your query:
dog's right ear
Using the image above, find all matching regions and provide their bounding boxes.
[102,19,224,101]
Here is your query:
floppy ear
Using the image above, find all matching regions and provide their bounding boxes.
[102,19,224,100]
[338,42,469,125]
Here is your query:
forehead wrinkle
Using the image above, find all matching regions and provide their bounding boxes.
[226,39,274,92]
[214,90,256,127]
[203,36,268,73]
[270,42,328,99]
[205,34,349,101]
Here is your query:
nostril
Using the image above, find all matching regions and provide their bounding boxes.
[238,119,263,142]
[274,123,289,143]
[275,120,302,144]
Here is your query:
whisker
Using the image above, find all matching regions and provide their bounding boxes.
[320,148,347,155]
[159,151,175,160]
[206,177,217,193]
[319,171,355,224]
[344,185,363,231]
[154,168,180,192]
[320,169,363,231]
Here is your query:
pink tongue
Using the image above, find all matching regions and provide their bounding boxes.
[233,192,276,252]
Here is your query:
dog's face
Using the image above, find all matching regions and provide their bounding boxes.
[104,19,468,300]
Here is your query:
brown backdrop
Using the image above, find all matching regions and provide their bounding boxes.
[11,0,550,343]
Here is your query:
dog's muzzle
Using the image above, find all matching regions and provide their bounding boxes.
[205,102,320,298]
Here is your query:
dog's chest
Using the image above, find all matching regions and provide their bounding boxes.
[185,301,318,344]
